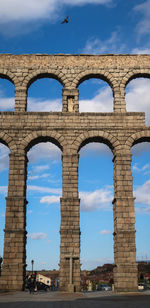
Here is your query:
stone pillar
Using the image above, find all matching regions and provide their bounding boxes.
[15,86,27,112]
[113,152,138,292]
[0,152,27,291]
[62,89,79,113]
[113,86,126,113]
[59,153,80,292]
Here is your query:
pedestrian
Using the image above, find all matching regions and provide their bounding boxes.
[28,275,34,294]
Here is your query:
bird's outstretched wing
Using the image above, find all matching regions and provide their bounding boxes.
[61,16,69,24]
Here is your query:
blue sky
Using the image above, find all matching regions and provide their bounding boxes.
[0,0,150,271]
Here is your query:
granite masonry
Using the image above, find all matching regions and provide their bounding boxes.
[0,54,149,292]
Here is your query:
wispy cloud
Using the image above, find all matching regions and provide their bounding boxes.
[28,173,49,180]
[81,257,114,269]
[134,180,150,213]
[0,186,8,194]
[99,229,112,235]
[0,0,113,36]
[27,232,48,240]
[134,0,150,37]
[33,165,50,173]
[131,47,150,54]
[132,163,150,173]
[28,143,61,163]
[126,78,150,125]
[27,185,61,195]
[80,187,113,212]
[40,195,60,204]
[82,32,126,54]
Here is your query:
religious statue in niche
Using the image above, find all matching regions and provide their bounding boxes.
[67,96,75,112]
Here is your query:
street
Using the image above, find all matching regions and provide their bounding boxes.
[0,291,150,308]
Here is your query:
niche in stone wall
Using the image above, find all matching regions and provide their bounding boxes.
[0,77,15,111]
[27,77,63,112]
[131,140,150,266]
[26,140,62,273]
[126,76,150,125]
[78,76,113,113]
[0,143,10,270]
[78,140,114,281]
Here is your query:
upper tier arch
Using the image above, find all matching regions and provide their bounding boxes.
[21,131,65,153]
[73,70,114,92]
[24,70,68,91]
[71,130,120,154]
[122,69,150,88]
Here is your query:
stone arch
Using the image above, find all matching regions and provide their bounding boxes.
[0,132,17,152]
[121,68,150,89]
[21,131,65,153]
[24,69,68,91]
[125,130,150,150]
[0,70,16,85]
[72,69,115,92]
[72,130,120,154]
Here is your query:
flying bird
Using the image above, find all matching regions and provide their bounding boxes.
[61,16,69,24]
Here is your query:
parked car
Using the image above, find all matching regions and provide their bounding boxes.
[97,284,112,291]
[36,281,50,292]
[138,283,145,291]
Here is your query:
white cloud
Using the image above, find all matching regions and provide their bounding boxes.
[132,163,150,173]
[27,232,48,240]
[28,143,61,163]
[27,98,61,112]
[126,78,150,125]
[0,0,112,24]
[134,180,150,206]
[27,185,61,195]
[0,186,8,194]
[27,210,33,215]
[0,145,9,173]
[0,98,14,111]
[28,173,49,180]
[82,32,126,54]
[33,165,50,173]
[81,257,114,269]
[79,143,113,157]
[80,187,113,212]
[79,86,113,112]
[134,0,150,37]
[131,143,150,157]
[99,229,112,235]
[131,48,150,54]
[40,195,60,204]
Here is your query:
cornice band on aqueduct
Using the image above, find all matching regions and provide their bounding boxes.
[0,53,149,292]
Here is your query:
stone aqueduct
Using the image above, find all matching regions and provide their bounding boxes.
[0,54,149,292]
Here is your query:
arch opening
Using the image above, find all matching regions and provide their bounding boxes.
[78,77,113,113]
[25,136,63,154]
[79,142,114,290]
[0,77,15,111]
[0,143,10,272]
[26,141,62,288]
[78,136,114,153]
[131,141,150,284]
[125,76,150,125]
[27,77,63,112]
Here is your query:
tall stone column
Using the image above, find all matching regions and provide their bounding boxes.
[59,153,80,292]
[15,86,27,112]
[62,89,79,113]
[113,151,138,292]
[0,152,27,290]
[113,86,126,113]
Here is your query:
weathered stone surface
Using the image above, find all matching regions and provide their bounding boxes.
[0,53,149,292]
